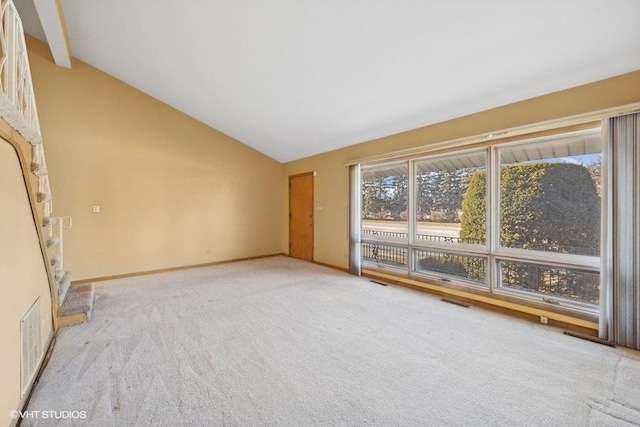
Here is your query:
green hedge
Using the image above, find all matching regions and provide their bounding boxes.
[459,162,600,301]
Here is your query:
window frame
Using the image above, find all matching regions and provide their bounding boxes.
[359,124,604,316]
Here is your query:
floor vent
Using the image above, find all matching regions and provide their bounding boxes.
[21,298,43,396]
[370,280,389,286]
[441,298,470,308]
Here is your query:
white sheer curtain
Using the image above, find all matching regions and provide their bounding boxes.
[349,164,361,275]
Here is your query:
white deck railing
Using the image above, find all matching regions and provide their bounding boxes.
[0,0,51,216]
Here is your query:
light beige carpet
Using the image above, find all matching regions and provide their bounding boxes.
[23,256,640,426]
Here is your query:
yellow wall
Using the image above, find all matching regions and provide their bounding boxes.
[283,70,640,269]
[26,37,284,281]
[0,138,53,423]
[24,30,640,280]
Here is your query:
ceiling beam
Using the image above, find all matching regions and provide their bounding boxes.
[33,0,71,68]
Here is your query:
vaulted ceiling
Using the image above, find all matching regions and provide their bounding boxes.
[14,0,640,163]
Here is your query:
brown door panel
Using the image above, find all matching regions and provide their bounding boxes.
[289,173,314,261]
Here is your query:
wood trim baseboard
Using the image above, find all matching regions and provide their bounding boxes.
[72,253,285,284]
[280,253,350,273]
[311,259,349,273]
[56,313,88,328]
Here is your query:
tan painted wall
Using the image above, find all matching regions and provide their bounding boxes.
[283,70,640,269]
[0,139,53,423]
[26,37,284,281]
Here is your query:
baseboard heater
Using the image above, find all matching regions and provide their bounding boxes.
[563,331,615,347]
[441,298,470,308]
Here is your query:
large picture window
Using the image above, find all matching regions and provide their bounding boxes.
[358,126,603,313]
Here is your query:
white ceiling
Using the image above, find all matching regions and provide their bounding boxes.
[14,0,640,163]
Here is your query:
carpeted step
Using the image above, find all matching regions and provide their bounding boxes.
[30,161,48,177]
[58,283,95,328]
[56,270,71,305]
[50,256,60,268]
[46,235,59,248]
[37,192,51,203]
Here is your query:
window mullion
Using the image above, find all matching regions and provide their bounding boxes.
[489,147,499,292]
[349,164,362,275]
[408,159,416,275]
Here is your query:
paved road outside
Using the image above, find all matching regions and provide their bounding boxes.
[363,220,460,238]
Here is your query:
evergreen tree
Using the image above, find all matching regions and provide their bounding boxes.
[459,162,600,301]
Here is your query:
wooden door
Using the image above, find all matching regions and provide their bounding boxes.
[289,172,314,261]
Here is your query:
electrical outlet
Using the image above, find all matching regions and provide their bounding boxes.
[92,205,100,213]
[540,316,549,324]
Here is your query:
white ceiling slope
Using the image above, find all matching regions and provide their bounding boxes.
[16,0,640,163]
